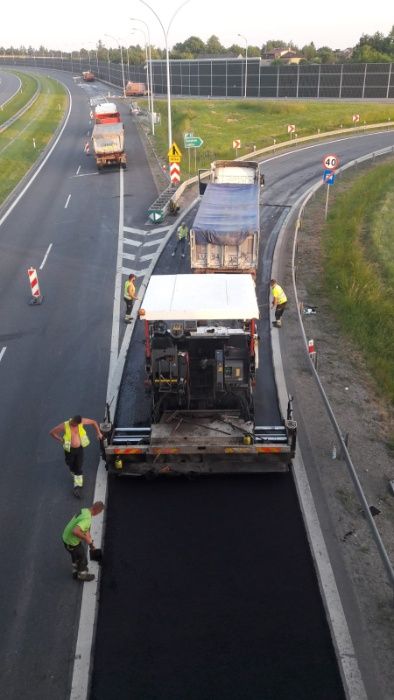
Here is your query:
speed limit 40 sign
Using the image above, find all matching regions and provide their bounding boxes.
[323,154,340,170]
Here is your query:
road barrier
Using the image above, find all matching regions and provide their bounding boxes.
[27,267,43,304]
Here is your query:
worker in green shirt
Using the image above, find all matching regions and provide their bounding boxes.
[62,502,104,581]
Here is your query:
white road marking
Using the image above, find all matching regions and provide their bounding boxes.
[72,172,99,178]
[123,252,136,261]
[76,165,81,175]
[0,346,6,363]
[123,225,145,234]
[64,194,71,209]
[123,237,142,248]
[121,266,139,276]
[39,243,53,270]
[140,253,155,262]
[142,239,161,248]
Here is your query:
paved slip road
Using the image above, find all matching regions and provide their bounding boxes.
[0,72,158,700]
[0,69,21,108]
[91,129,394,699]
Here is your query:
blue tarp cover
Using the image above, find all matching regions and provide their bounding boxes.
[192,183,259,245]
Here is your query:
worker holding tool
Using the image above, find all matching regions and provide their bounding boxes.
[270,279,288,327]
[49,415,103,498]
[62,501,105,581]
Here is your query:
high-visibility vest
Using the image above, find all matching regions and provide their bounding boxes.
[177,225,188,240]
[124,279,135,300]
[272,283,287,305]
[63,420,90,452]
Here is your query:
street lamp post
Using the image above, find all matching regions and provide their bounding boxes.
[130,26,155,135]
[139,0,192,149]
[238,33,248,99]
[105,34,126,96]
[130,16,155,135]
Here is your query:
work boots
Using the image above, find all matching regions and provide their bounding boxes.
[77,570,95,582]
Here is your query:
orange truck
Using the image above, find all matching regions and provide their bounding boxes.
[82,71,95,82]
[125,81,147,96]
[92,103,126,170]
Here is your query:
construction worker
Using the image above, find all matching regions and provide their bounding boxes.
[50,415,103,498]
[270,279,288,327]
[124,273,139,323]
[62,501,105,582]
[172,222,189,259]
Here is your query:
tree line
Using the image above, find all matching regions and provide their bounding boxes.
[1,27,393,65]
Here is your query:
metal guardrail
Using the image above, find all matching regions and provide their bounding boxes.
[291,145,394,597]
[0,82,40,133]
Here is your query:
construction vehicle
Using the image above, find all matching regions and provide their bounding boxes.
[103,274,296,476]
[94,103,121,124]
[91,102,126,170]
[82,70,95,82]
[125,81,147,96]
[190,161,263,276]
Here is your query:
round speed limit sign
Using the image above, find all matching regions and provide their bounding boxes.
[323,153,339,170]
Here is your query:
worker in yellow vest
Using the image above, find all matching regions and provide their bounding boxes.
[171,222,189,259]
[50,415,103,497]
[124,273,139,323]
[270,279,288,328]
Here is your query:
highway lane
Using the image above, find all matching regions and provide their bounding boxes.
[0,69,21,107]
[90,129,393,699]
[0,73,159,700]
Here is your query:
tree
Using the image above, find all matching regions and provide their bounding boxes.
[301,42,316,62]
[206,35,224,55]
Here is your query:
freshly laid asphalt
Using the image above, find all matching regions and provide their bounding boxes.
[0,62,393,699]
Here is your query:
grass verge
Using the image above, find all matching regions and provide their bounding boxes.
[0,74,67,205]
[146,98,394,175]
[323,161,394,404]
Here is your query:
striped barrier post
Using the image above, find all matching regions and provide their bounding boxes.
[308,338,317,367]
[27,267,43,305]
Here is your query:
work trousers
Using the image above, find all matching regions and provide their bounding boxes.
[275,302,287,321]
[64,446,84,487]
[173,237,186,256]
[124,297,133,316]
[64,542,88,573]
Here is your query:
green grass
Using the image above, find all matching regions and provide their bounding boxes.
[0,72,38,126]
[148,99,394,175]
[323,162,394,403]
[0,74,67,204]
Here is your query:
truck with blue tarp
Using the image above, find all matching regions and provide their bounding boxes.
[189,160,263,275]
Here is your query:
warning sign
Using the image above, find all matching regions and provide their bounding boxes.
[168,142,182,163]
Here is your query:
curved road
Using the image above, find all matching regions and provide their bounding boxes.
[0,69,21,108]
[0,66,392,699]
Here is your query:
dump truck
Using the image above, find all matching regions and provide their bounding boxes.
[94,102,121,124]
[103,274,296,476]
[125,81,147,96]
[92,122,126,170]
[190,161,263,276]
[82,70,95,82]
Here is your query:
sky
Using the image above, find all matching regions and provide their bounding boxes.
[1,0,393,52]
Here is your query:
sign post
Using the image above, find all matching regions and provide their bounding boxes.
[232,139,241,157]
[322,153,339,220]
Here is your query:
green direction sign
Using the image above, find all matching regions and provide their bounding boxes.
[184,135,204,149]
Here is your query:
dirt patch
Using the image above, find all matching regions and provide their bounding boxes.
[295,168,394,699]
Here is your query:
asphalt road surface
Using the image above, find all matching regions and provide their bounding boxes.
[0,69,21,107]
[0,64,392,699]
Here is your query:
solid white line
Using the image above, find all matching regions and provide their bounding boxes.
[64,194,71,209]
[72,172,99,178]
[123,225,145,234]
[0,84,72,231]
[142,239,161,248]
[76,165,81,175]
[39,243,52,270]
[122,252,136,261]
[0,346,6,363]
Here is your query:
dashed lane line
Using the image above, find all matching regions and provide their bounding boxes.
[0,346,6,363]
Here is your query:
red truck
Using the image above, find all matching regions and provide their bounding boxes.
[82,71,95,82]
[125,81,147,97]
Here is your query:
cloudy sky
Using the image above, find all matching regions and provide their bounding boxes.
[1,0,392,52]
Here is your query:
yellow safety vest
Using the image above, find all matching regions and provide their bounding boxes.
[124,279,135,300]
[177,225,188,240]
[63,420,90,452]
[272,284,287,305]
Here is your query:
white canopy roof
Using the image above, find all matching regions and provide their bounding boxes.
[141,274,259,321]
